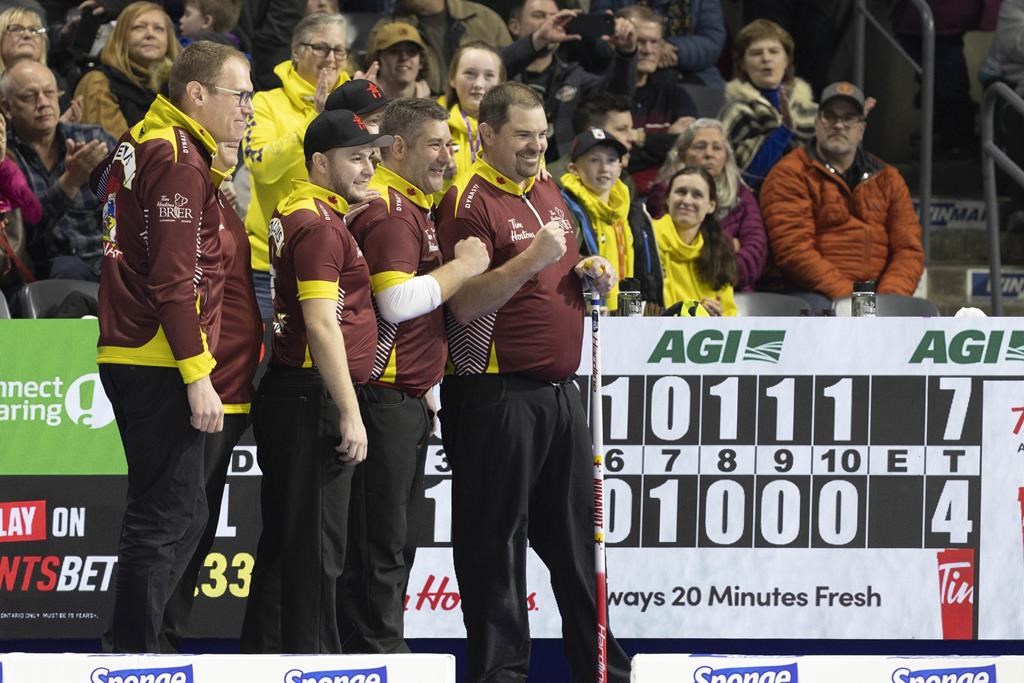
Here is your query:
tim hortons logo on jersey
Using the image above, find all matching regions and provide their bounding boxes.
[156,194,193,222]
[936,548,974,640]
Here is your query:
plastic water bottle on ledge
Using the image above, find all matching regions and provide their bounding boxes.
[852,280,877,317]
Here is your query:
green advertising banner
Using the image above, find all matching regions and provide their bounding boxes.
[0,320,125,475]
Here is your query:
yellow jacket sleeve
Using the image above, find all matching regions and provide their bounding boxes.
[242,91,306,186]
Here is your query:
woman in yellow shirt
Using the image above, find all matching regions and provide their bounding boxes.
[651,167,739,316]
[443,42,504,188]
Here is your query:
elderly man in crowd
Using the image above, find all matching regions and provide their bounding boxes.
[0,59,113,281]
[760,81,924,313]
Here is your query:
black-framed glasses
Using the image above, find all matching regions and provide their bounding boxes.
[5,24,46,37]
[819,111,865,126]
[209,84,254,107]
[301,42,347,59]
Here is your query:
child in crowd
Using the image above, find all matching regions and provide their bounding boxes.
[178,0,242,47]
[560,128,634,313]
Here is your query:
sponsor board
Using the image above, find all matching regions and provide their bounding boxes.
[0,654,454,683]
[913,198,988,230]
[967,269,1024,301]
[3,320,1024,639]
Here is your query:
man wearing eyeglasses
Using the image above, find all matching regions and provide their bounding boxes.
[0,59,114,283]
[95,40,255,652]
[760,81,924,314]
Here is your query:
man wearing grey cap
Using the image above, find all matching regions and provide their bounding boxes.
[761,81,924,314]
[241,109,393,653]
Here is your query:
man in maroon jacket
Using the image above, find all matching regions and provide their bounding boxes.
[241,109,390,653]
[95,41,254,652]
[435,81,629,683]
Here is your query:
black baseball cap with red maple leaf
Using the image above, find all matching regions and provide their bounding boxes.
[324,79,390,116]
[304,109,395,160]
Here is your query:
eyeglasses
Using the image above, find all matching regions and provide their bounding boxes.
[13,88,63,105]
[819,111,865,126]
[301,42,347,59]
[209,84,254,107]
[5,24,46,37]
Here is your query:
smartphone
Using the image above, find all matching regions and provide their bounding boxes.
[72,8,106,55]
[566,14,615,38]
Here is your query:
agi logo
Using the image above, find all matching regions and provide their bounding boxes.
[90,664,193,682]
[693,662,797,682]
[910,330,1024,364]
[648,330,786,365]
[284,666,386,683]
[891,664,995,683]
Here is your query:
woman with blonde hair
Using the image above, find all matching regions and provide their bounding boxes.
[648,118,767,290]
[0,7,48,74]
[73,1,179,138]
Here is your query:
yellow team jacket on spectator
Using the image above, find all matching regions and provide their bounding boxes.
[559,172,634,312]
[441,102,479,198]
[651,214,737,316]
[242,60,349,273]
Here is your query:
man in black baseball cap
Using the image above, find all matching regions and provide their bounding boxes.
[324,79,391,131]
[242,107,393,653]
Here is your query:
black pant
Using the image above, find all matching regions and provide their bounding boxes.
[339,383,432,653]
[439,374,630,683]
[161,412,249,651]
[240,367,355,653]
[99,364,208,653]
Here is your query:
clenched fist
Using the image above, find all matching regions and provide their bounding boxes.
[453,235,490,277]
[525,220,567,269]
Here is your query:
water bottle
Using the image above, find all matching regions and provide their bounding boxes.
[617,278,643,317]
[851,280,877,317]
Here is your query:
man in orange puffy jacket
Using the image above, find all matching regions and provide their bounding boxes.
[760,81,924,314]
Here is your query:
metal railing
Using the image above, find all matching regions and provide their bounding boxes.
[981,82,1024,316]
[853,0,933,262]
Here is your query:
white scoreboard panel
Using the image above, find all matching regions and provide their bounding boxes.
[406,318,1024,640]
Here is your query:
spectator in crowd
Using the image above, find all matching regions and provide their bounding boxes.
[0,7,81,119]
[435,81,629,683]
[591,0,725,89]
[897,0,994,157]
[443,41,503,185]
[652,166,736,316]
[0,109,42,297]
[364,21,431,99]
[376,0,513,96]
[979,0,1024,224]
[552,92,664,307]
[507,0,637,163]
[177,0,242,47]
[743,0,843,96]
[242,12,351,318]
[559,128,634,312]
[241,109,388,654]
[305,0,339,14]
[1,59,113,281]
[760,82,924,314]
[95,39,253,653]
[340,97,489,655]
[233,0,305,91]
[617,4,697,196]
[0,7,48,76]
[161,139,262,654]
[648,118,767,291]
[720,18,817,193]
[73,2,179,139]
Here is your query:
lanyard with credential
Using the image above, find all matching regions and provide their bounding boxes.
[460,108,481,164]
